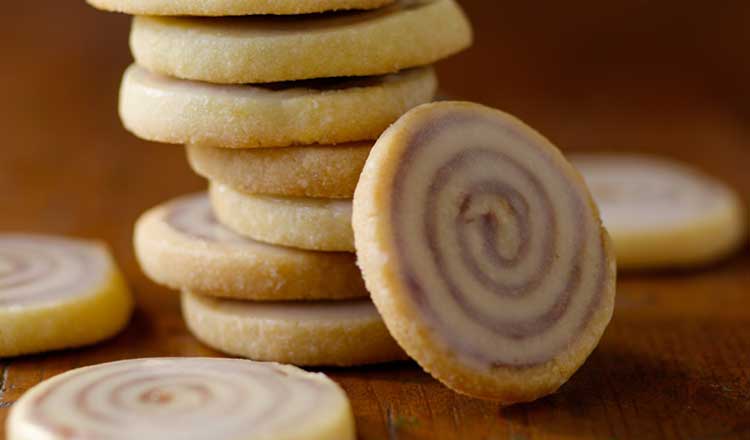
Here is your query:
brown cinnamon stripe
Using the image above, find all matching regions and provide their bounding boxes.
[28,359,324,438]
[428,157,580,337]
[0,237,104,307]
[390,111,609,367]
[0,253,51,289]
[435,153,552,293]
[134,63,386,93]
[457,180,532,269]
[164,194,251,244]
[106,377,245,423]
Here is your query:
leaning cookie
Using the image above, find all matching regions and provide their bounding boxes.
[571,153,746,270]
[131,0,472,83]
[88,0,392,16]
[120,65,436,148]
[210,183,354,252]
[182,292,407,366]
[7,357,355,440]
[134,193,367,300]
[353,102,617,403]
[187,143,370,199]
[0,234,133,357]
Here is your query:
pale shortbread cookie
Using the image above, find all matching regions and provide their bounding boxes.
[134,193,366,300]
[571,153,746,270]
[182,292,407,366]
[210,183,355,252]
[88,0,392,16]
[0,234,133,357]
[188,143,371,199]
[120,65,436,148]
[131,0,472,83]
[352,102,617,403]
[7,358,355,440]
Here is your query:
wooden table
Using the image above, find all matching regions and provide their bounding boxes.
[2,1,749,438]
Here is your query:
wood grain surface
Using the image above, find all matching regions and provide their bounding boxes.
[2,1,750,439]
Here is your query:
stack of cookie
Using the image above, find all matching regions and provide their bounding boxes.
[88,0,472,365]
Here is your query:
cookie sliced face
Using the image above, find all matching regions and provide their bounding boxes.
[352,102,617,403]
[7,357,355,440]
[210,183,354,252]
[134,193,366,300]
[187,143,371,199]
[571,153,746,270]
[0,234,133,357]
[120,65,436,148]
[88,0,393,16]
[130,0,472,83]
[182,292,406,366]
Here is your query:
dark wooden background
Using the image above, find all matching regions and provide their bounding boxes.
[1,1,750,439]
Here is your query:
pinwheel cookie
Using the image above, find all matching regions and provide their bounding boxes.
[7,357,355,440]
[134,193,366,300]
[120,64,436,148]
[88,0,392,16]
[571,153,746,270]
[353,102,617,403]
[210,183,354,252]
[187,143,371,199]
[130,0,472,83]
[182,292,406,366]
[0,234,132,357]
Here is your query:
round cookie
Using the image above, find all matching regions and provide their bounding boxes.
[182,292,407,366]
[88,0,393,16]
[130,0,473,84]
[120,65,436,148]
[352,102,617,403]
[210,183,354,252]
[134,193,366,300]
[187,143,371,199]
[570,153,746,270]
[7,357,355,440]
[0,234,133,357]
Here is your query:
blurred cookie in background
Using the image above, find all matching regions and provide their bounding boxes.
[571,153,747,270]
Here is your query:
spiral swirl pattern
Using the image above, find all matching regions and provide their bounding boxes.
[0,235,109,307]
[13,358,351,440]
[388,110,613,367]
[571,153,730,230]
[166,194,252,244]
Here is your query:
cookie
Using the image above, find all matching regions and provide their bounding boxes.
[130,0,473,84]
[210,183,354,252]
[0,234,133,357]
[88,0,393,16]
[182,292,407,366]
[7,357,355,440]
[188,143,370,199]
[120,65,436,148]
[570,153,746,270]
[352,102,617,403]
[134,193,366,300]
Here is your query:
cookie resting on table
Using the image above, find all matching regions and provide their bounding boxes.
[182,292,407,366]
[120,65,436,148]
[0,234,132,358]
[187,143,371,199]
[6,357,355,440]
[210,183,354,252]
[134,193,366,300]
[130,0,472,83]
[87,0,393,16]
[352,102,617,403]
[571,153,746,270]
